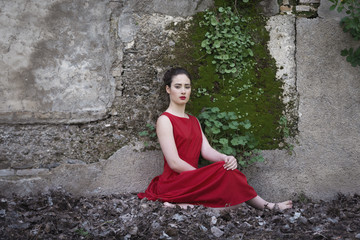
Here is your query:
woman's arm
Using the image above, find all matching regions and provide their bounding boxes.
[199,122,238,170]
[156,115,196,173]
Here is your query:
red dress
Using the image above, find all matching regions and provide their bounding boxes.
[138,112,257,208]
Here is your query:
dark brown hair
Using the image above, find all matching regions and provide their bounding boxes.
[163,67,192,87]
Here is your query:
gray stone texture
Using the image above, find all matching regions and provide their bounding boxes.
[0,1,200,170]
[299,0,320,3]
[246,3,360,201]
[295,17,360,198]
[0,0,115,123]
[259,0,279,16]
[0,145,163,197]
[124,0,213,17]
[296,5,312,12]
[318,0,349,20]
[0,0,212,197]
[265,15,297,106]
[1,0,360,202]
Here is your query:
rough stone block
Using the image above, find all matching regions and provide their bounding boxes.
[296,5,311,12]
[280,5,293,13]
[124,0,213,17]
[318,0,349,20]
[0,144,163,197]
[16,169,50,176]
[0,169,15,177]
[265,15,296,105]
[283,0,290,5]
[0,0,115,124]
[246,16,360,202]
[299,0,320,3]
[258,0,279,16]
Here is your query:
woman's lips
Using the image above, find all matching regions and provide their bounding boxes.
[180,96,186,100]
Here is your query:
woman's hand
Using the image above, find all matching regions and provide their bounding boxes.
[223,156,238,170]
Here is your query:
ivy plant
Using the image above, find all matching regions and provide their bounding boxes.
[199,7,255,76]
[198,107,263,168]
[139,123,157,147]
[329,0,360,67]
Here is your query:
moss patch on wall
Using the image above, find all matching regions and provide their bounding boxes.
[162,0,286,149]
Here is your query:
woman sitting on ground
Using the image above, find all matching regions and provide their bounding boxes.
[138,67,292,211]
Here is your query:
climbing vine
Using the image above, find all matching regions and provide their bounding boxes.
[329,0,360,67]
[200,7,255,76]
[198,107,263,168]
[156,0,287,168]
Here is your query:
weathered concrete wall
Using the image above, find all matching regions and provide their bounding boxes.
[0,0,359,202]
[0,0,213,196]
[245,0,360,201]
[0,0,115,123]
[0,144,163,196]
[0,0,212,170]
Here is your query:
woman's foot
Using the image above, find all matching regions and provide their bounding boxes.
[164,202,195,209]
[265,200,293,211]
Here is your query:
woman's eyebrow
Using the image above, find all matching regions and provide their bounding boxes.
[173,83,191,86]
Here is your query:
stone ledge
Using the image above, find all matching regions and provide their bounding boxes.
[299,0,320,3]
[0,110,109,124]
[16,169,50,176]
[296,5,314,12]
[0,169,15,177]
[0,144,163,198]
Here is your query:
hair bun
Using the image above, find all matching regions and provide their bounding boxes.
[163,67,191,87]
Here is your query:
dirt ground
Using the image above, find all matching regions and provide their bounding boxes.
[0,190,359,240]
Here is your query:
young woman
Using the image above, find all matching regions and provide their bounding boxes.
[138,67,292,210]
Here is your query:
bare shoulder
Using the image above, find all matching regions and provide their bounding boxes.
[157,115,172,130]
[157,114,171,124]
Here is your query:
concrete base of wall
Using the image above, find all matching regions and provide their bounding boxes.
[0,144,163,198]
[244,0,360,202]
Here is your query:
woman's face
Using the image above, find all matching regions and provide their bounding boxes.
[166,74,191,105]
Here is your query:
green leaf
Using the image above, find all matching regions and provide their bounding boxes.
[241,120,252,129]
[238,160,246,166]
[210,16,218,26]
[244,151,252,157]
[222,125,229,130]
[201,40,208,48]
[229,121,239,129]
[214,40,221,48]
[204,120,212,127]
[139,131,148,136]
[219,138,228,145]
[218,7,224,13]
[231,136,247,146]
[228,112,238,120]
[214,120,223,128]
[211,127,221,134]
[211,107,220,113]
[341,49,349,56]
[217,112,227,119]
[222,145,234,155]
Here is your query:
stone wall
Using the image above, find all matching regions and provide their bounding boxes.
[0,0,213,195]
[0,0,212,170]
[0,0,359,202]
[0,0,115,124]
[244,0,360,201]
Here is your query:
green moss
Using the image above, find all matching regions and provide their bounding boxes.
[162,0,288,149]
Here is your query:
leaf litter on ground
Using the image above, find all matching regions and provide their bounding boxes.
[0,189,359,239]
